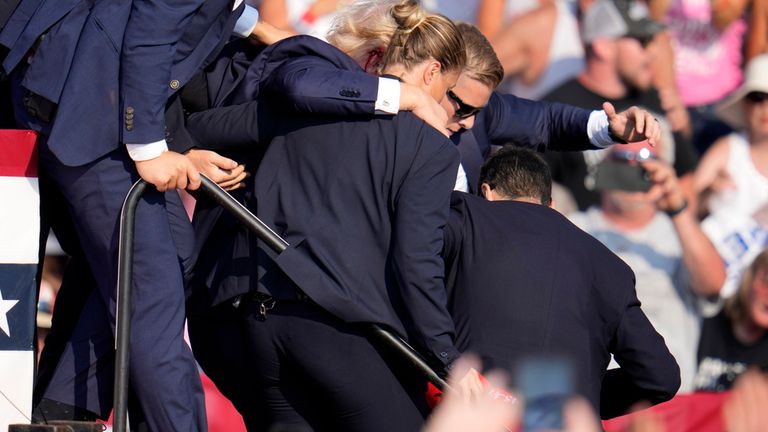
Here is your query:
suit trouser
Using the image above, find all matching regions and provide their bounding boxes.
[12,73,207,429]
[189,297,430,432]
[31,140,206,431]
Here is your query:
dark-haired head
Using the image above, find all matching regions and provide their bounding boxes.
[479,147,552,206]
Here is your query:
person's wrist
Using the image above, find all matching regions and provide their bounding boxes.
[665,199,688,218]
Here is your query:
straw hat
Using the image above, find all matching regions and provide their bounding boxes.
[717,54,768,129]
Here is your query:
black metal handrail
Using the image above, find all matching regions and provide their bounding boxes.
[113,176,449,432]
[114,179,148,432]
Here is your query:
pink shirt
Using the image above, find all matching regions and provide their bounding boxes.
[666,0,746,106]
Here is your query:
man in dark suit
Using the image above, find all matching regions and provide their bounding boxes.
[185,13,472,429]
[0,0,261,428]
[444,148,680,419]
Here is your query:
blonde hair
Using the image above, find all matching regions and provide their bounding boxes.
[328,0,465,74]
[327,0,404,67]
[456,22,503,89]
[725,249,768,324]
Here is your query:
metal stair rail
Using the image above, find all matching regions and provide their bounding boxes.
[113,175,449,432]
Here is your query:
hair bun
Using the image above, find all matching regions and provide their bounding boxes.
[391,0,427,34]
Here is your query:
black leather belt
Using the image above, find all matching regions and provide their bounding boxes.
[231,291,313,321]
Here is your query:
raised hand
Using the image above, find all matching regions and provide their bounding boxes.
[640,159,686,214]
[400,83,451,137]
[604,102,662,147]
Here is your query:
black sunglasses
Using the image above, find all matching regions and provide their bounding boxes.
[746,92,768,104]
[447,90,482,119]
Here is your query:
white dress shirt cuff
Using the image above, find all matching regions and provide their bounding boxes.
[587,110,615,148]
[375,77,401,114]
[454,164,469,192]
[233,5,260,38]
[126,140,169,162]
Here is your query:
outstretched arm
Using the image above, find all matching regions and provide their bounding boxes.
[482,92,592,151]
[262,52,449,133]
[481,94,662,154]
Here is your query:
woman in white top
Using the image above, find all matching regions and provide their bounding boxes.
[694,54,768,298]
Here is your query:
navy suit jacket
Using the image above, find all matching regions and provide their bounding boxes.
[0,0,240,165]
[444,192,680,418]
[187,36,463,370]
[191,109,462,371]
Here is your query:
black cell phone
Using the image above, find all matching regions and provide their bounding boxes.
[593,159,653,192]
[514,357,574,432]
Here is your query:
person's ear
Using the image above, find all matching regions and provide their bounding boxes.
[481,183,494,201]
[422,60,442,85]
[363,48,385,74]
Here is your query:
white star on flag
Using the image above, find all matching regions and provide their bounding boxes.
[0,288,19,338]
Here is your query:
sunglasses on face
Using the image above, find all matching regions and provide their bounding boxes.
[746,92,768,104]
[447,90,482,119]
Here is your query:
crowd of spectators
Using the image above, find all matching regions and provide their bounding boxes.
[7,0,768,430]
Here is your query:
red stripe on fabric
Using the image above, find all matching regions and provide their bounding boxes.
[0,130,38,178]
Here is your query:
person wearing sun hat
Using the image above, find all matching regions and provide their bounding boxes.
[693,53,768,300]
[716,55,768,129]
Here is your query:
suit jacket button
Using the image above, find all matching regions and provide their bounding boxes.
[125,113,134,120]
[125,124,134,131]
[126,107,135,114]
[169,79,180,90]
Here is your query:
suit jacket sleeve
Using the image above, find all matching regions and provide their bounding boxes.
[600,265,681,419]
[181,54,380,152]
[392,123,462,372]
[120,0,209,145]
[185,100,271,151]
[481,92,598,152]
[260,54,379,116]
